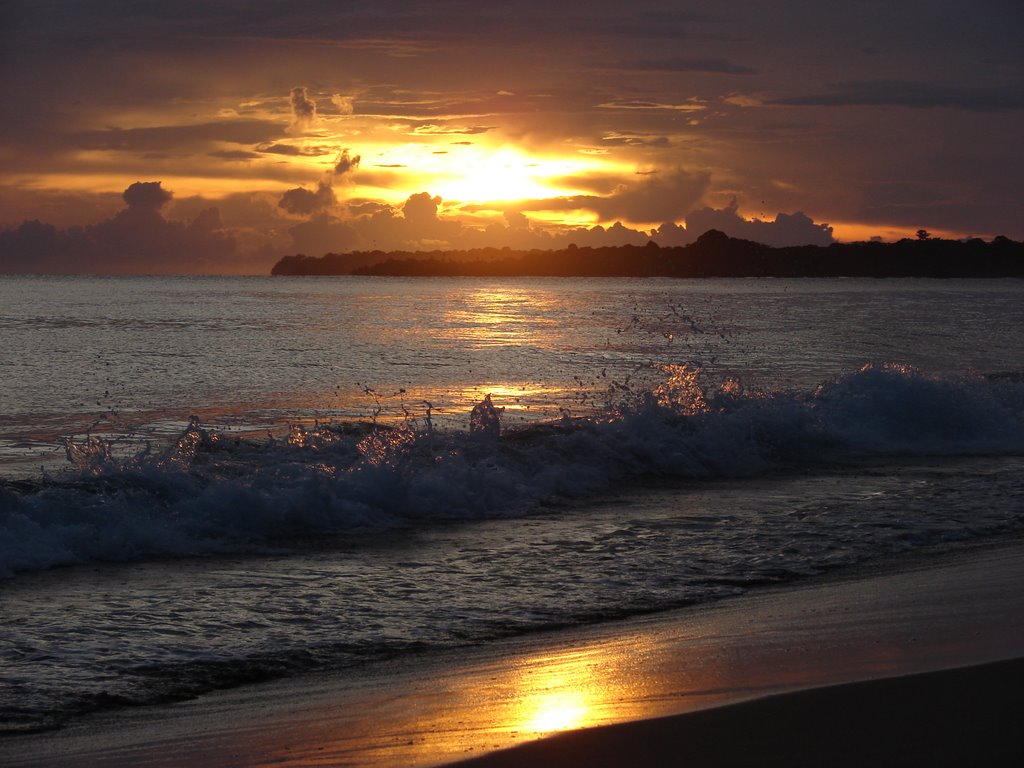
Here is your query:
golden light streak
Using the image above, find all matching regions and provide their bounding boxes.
[829,221,974,243]
[4,171,289,198]
[441,286,559,348]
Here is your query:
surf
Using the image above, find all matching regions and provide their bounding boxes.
[2,362,1022,578]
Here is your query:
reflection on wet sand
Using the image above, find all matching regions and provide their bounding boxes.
[236,546,1024,768]
[523,689,588,733]
[5,545,1023,768]
[260,635,671,768]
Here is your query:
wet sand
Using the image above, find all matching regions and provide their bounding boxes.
[3,541,1023,767]
[450,657,1024,767]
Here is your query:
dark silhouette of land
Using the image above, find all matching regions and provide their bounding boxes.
[271,230,1024,278]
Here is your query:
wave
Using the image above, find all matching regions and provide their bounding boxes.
[2,363,1022,578]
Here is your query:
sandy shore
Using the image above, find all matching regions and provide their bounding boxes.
[449,657,1024,767]
[3,540,1023,767]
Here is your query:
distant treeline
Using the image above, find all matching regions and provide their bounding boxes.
[270,230,1024,278]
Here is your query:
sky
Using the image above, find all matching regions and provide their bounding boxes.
[0,0,1021,274]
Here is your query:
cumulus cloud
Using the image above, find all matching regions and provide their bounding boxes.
[289,86,317,130]
[674,198,834,247]
[122,181,172,210]
[0,182,238,274]
[402,192,443,227]
[364,193,461,247]
[281,191,673,254]
[504,210,529,229]
[277,181,337,216]
[278,192,465,253]
[1,181,839,275]
[274,148,360,223]
[287,213,360,255]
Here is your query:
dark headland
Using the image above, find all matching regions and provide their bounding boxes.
[271,230,1024,278]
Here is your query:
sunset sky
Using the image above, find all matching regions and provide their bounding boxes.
[1,0,1021,273]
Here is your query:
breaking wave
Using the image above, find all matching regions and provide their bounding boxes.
[2,363,1022,578]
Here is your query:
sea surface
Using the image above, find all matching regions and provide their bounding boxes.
[1,275,1023,734]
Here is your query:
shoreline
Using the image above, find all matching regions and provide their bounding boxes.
[3,539,1023,767]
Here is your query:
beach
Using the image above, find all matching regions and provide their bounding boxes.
[4,539,1022,767]
[2,0,1022,758]
[2,276,1023,766]
[452,658,1024,767]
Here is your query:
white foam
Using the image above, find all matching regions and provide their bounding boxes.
[2,364,1021,577]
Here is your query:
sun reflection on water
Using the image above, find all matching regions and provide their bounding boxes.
[442,286,560,348]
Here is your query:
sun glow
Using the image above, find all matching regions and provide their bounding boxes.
[354,141,621,206]
[427,147,591,203]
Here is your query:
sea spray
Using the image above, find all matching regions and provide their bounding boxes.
[2,363,1022,578]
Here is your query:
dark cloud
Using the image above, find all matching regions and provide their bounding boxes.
[287,213,360,255]
[0,187,124,228]
[552,175,624,195]
[512,168,711,224]
[269,187,838,256]
[678,198,833,247]
[770,81,1024,113]
[290,86,317,129]
[123,181,172,211]
[615,8,717,38]
[346,200,391,217]
[358,192,462,249]
[282,192,462,253]
[599,133,671,147]
[257,143,331,157]
[403,193,443,228]
[277,181,336,216]
[611,57,755,75]
[168,192,280,231]
[3,1,1021,245]
[71,120,286,151]
[597,98,706,111]
[0,182,237,274]
[209,150,262,160]
[188,207,223,233]
[504,210,529,229]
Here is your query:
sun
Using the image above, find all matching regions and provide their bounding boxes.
[428,147,586,203]
[351,139,623,209]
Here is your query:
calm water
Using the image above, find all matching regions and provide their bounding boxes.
[1,276,1023,733]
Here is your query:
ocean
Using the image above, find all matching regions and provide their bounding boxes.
[1,275,1022,735]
